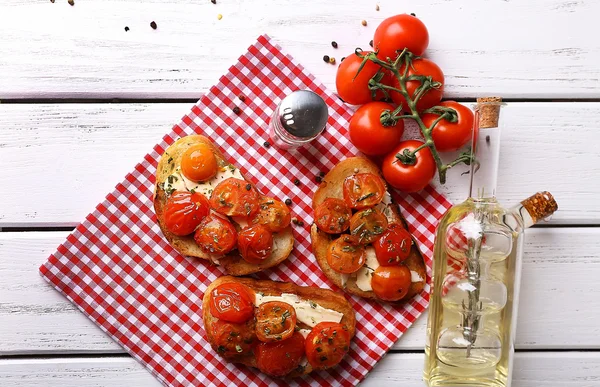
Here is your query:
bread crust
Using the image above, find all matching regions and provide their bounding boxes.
[202,276,356,377]
[153,135,294,276]
[310,157,426,303]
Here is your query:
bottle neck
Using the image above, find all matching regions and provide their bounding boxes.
[468,119,502,201]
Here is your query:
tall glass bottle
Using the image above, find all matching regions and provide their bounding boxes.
[424,98,558,387]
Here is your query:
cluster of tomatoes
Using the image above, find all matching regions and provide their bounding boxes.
[336,14,474,192]
[163,143,291,262]
[209,282,351,376]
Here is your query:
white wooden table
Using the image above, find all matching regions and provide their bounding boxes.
[1,0,600,386]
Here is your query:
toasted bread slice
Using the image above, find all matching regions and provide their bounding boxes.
[154,135,294,276]
[202,276,356,378]
[310,157,426,303]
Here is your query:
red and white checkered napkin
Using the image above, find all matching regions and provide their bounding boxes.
[40,35,452,387]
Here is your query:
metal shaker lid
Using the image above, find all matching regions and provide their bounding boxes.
[276,90,328,138]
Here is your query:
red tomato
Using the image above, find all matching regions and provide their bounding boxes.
[194,214,238,255]
[209,178,260,217]
[163,191,210,236]
[212,319,257,358]
[180,143,218,182]
[342,173,386,210]
[382,140,436,193]
[305,322,351,369]
[248,197,291,233]
[209,282,255,323]
[349,208,389,244]
[390,58,444,112]
[348,102,405,156]
[237,224,273,264]
[327,235,366,274]
[336,52,385,105]
[255,331,305,377]
[371,265,412,301]
[374,224,412,266]
[314,198,352,234]
[422,101,474,152]
[374,14,429,60]
[255,301,297,343]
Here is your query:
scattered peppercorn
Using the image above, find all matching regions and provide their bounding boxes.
[285,199,292,206]
[263,141,271,148]
[293,179,300,186]
[361,20,367,26]
[410,13,416,16]
[217,14,223,20]
[50,0,55,3]
[233,106,241,115]
[341,57,345,62]
[329,57,336,64]
[486,135,491,144]
[150,21,157,29]
[376,4,380,11]
[331,41,338,49]
[68,0,74,5]
[319,171,325,177]
[369,40,373,48]
[322,55,330,63]
[315,175,323,183]
[124,26,130,32]
[238,95,246,102]
[292,218,305,227]
[211,0,216,3]
[245,184,252,191]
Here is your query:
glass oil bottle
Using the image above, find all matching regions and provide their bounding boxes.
[423,97,558,386]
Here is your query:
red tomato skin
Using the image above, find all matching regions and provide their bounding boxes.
[255,332,305,377]
[422,101,474,152]
[382,140,436,193]
[349,102,405,156]
[164,191,210,236]
[237,224,274,264]
[209,283,255,323]
[336,52,385,105]
[371,265,412,301]
[193,215,238,255]
[373,224,412,266]
[374,14,429,60]
[390,58,444,112]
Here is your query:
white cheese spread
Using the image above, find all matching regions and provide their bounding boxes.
[163,165,244,198]
[254,293,343,328]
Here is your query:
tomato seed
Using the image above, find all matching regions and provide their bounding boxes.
[322,55,330,63]
[150,21,157,29]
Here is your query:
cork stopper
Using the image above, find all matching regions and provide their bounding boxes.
[521,191,558,223]
[476,96,502,128]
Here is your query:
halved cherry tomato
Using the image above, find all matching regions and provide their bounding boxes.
[349,208,388,244]
[382,140,436,193]
[348,102,405,156]
[249,197,291,233]
[212,319,257,358]
[305,322,351,370]
[374,224,412,266]
[314,198,352,234]
[209,178,260,217]
[371,265,412,301]
[255,301,296,343]
[327,235,366,274]
[209,282,255,323]
[164,191,210,236]
[342,173,386,210]
[373,14,429,60]
[194,214,238,255]
[255,331,305,377]
[390,58,444,112]
[181,143,218,182]
[335,52,386,105]
[238,224,273,264]
[422,101,474,152]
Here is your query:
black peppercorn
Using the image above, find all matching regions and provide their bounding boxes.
[341,57,345,62]
[245,184,252,191]
[211,0,216,3]
[486,135,491,144]
[263,141,271,148]
[238,95,246,102]
[293,179,300,186]
[369,40,373,48]
[331,41,338,48]
[124,26,130,32]
[315,176,322,183]
[150,21,157,29]
[233,106,241,115]
[68,0,74,5]
[285,199,292,206]
[322,55,330,63]
[318,171,326,177]
[410,12,416,16]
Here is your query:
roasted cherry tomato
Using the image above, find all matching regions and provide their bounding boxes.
[348,102,405,156]
[422,101,474,152]
[212,319,257,358]
[390,58,444,112]
[255,301,297,343]
[314,198,352,234]
[209,282,255,323]
[194,214,238,255]
[374,224,412,266]
[349,208,389,244]
[180,143,218,182]
[382,140,436,193]
[327,235,366,274]
[371,265,412,301]
[336,51,386,105]
[373,14,429,60]
[163,191,210,236]
[305,322,351,370]
[342,173,386,210]
[209,178,260,217]
[249,197,291,233]
[256,331,305,377]
[238,224,273,264]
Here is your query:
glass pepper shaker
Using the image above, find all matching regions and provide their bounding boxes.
[268,90,329,150]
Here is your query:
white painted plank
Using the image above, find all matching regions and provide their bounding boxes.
[0,102,597,226]
[1,0,599,98]
[1,228,599,355]
[2,352,600,387]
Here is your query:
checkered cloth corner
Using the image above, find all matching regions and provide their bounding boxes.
[40,34,452,387]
